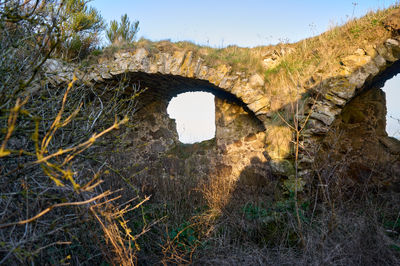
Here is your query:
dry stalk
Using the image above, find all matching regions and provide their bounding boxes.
[90,196,151,266]
[275,70,321,247]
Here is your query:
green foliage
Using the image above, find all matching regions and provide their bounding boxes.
[106,13,139,45]
[371,18,380,26]
[283,176,306,194]
[57,0,104,60]
[168,221,201,252]
[107,20,119,44]
[241,199,310,246]
[203,46,264,73]
[349,24,362,38]
[264,63,282,82]
[242,203,269,220]
[242,199,309,224]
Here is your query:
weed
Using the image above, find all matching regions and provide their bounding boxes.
[168,221,201,251]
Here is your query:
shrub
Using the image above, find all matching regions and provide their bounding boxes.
[106,13,139,46]
[0,1,146,264]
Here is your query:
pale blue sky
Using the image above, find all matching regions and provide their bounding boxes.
[90,0,400,141]
[91,0,398,47]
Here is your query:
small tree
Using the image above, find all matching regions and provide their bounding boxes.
[57,0,105,60]
[106,13,139,45]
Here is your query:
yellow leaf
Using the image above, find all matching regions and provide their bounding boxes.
[0,149,11,157]
[135,241,141,251]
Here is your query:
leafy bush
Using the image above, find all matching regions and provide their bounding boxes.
[106,13,139,46]
[57,0,104,61]
[0,1,146,264]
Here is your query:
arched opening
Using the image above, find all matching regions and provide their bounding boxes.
[381,73,400,139]
[316,62,400,185]
[93,71,272,224]
[167,92,215,144]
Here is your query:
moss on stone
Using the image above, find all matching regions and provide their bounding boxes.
[167,138,216,160]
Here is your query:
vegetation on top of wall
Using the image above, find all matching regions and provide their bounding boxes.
[106,13,140,45]
[92,3,398,87]
[264,5,395,86]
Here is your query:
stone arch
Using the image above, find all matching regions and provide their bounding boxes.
[304,40,398,134]
[303,38,400,185]
[43,35,400,182]
[85,69,270,191]
[44,47,273,192]
[85,48,270,123]
[93,71,263,120]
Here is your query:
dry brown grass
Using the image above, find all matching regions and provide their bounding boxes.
[98,4,398,88]
[90,196,150,266]
[181,160,399,265]
[201,175,236,213]
[116,123,399,264]
[265,6,395,84]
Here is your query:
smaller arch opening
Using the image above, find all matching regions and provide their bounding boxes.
[381,73,400,139]
[167,92,215,144]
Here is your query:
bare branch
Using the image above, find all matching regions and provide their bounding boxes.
[0,191,112,228]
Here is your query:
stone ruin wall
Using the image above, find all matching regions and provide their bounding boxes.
[315,70,400,189]
[104,93,272,198]
[43,12,400,190]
